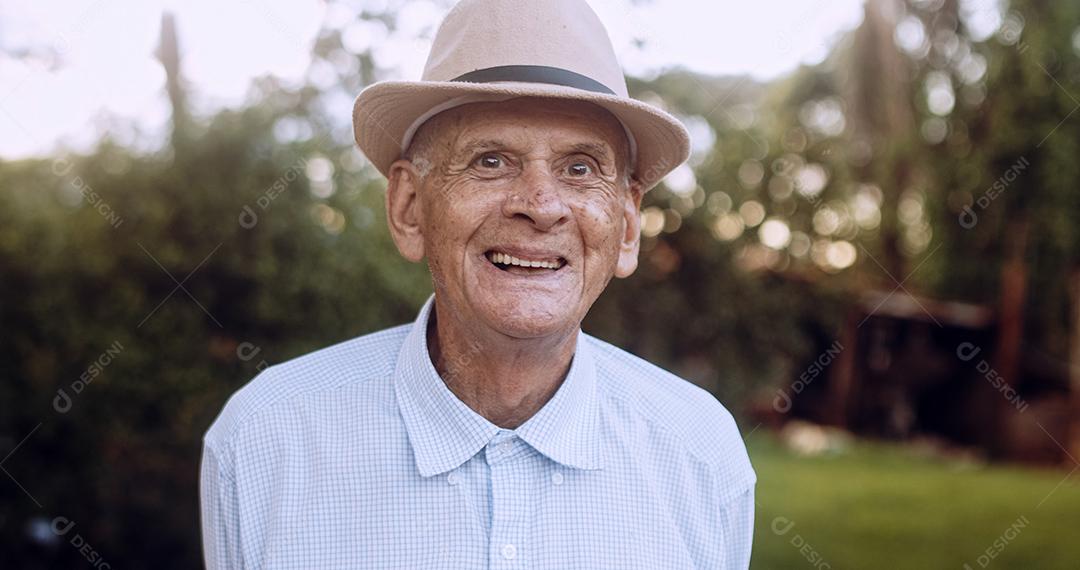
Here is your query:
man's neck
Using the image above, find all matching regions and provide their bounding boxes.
[426,298,578,430]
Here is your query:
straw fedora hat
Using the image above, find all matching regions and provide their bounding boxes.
[352,0,690,192]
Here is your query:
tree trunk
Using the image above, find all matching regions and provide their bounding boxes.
[1067,267,1080,463]
[990,216,1029,458]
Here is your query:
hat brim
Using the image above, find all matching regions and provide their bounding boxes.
[352,80,690,192]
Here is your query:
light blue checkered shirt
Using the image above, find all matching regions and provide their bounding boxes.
[201,295,756,569]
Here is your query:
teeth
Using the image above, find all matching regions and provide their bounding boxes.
[489,252,562,269]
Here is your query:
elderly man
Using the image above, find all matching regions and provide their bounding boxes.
[200,0,756,568]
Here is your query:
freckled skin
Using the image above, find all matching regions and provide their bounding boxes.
[384,97,644,427]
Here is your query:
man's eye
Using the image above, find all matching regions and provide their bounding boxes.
[476,154,503,169]
[568,162,592,176]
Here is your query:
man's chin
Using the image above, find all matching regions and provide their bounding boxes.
[476,300,578,340]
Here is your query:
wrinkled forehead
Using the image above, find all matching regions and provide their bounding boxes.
[411,97,633,171]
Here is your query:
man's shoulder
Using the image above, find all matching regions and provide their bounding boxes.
[585,334,756,493]
[203,322,412,451]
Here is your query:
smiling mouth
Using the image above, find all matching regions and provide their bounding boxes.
[485,250,567,273]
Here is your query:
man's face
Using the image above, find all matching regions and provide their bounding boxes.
[388,97,643,340]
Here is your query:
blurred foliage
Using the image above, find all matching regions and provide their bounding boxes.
[1,0,1079,567]
[0,97,431,565]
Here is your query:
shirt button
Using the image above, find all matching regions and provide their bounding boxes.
[501,543,517,559]
[447,472,460,485]
[551,472,564,485]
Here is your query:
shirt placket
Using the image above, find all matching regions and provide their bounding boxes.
[485,429,529,569]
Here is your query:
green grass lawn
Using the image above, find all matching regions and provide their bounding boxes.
[747,433,1080,569]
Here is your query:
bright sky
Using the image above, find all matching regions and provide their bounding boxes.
[0,0,866,159]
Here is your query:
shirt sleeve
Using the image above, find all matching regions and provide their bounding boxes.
[200,440,243,570]
[721,484,756,569]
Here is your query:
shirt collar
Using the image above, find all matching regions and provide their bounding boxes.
[394,294,605,477]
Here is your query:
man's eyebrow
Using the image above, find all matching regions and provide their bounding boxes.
[451,138,512,162]
[560,141,615,161]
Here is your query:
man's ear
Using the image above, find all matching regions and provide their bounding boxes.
[385,159,426,263]
[614,178,645,278]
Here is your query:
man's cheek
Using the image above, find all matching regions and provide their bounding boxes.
[442,192,492,224]
[588,218,625,255]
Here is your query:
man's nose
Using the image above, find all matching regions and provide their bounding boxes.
[501,164,571,231]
